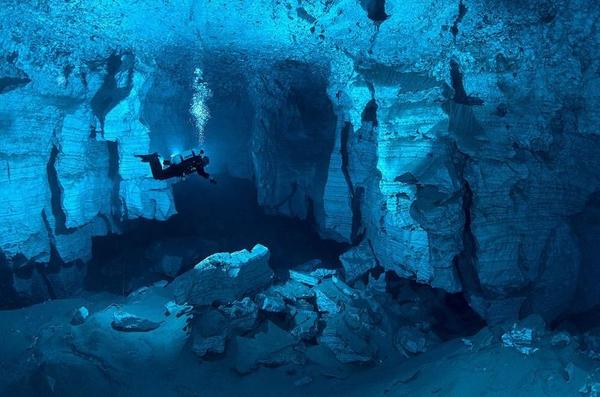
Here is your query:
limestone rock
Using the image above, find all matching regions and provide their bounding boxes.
[111,311,161,332]
[255,292,287,313]
[234,321,302,374]
[339,241,377,284]
[172,244,272,306]
[269,280,315,302]
[501,325,538,355]
[394,325,437,356]
[71,306,89,326]
[291,305,319,341]
[218,297,259,334]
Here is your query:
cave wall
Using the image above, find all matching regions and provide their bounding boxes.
[1,0,600,323]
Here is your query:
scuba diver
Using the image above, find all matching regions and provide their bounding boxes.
[135,149,216,184]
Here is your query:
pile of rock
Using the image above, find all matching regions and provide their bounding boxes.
[170,244,441,374]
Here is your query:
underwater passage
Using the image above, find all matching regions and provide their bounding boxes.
[1,0,600,396]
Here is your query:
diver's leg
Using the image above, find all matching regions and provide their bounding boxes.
[148,157,168,179]
[137,154,167,179]
[135,153,159,162]
[135,153,171,179]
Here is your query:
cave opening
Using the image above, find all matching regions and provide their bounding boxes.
[86,58,349,295]
[86,175,349,295]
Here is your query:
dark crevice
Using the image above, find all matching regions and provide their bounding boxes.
[37,251,60,301]
[0,76,32,94]
[360,0,389,24]
[455,181,481,289]
[394,172,418,184]
[449,60,484,106]
[450,0,468,38]
[106,140,122,221]
[91,52,134,131]
[296,7,317,24]
[351,187,366,245]
[366,238,385,279]
[46,145,76,235]
[0,250,19,309]
[340,122,353,192]
[452,173,484,299]
[449,142,484,304]
[340,122,364,244]
[361,98,378,127]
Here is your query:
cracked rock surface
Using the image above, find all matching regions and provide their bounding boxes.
[1,0,599,324]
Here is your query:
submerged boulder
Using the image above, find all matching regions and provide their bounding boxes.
[394,325,438,356]
[71,306,90,326]
[339,242,378,284]
[172,244,273,306]
[111,311,162,332]
[234,321,303,374]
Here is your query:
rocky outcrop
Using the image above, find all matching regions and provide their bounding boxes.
[0,3,185,301]
[2,0,600,323]
[172,244,273,306]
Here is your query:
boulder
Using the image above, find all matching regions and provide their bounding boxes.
[394,325,436,356]
[111,311,161,332]
[234,321,302,374]
[172,244,273,306]
[501,325,538,355]
[339,242,377,284]
[291,304,319,341]
[163,301,190,317]
[218,297,259,334]
[270,280,315,302]
[255,292,287,313]
[71,306,89,326]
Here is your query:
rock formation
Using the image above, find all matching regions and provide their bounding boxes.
[1,0,599,325]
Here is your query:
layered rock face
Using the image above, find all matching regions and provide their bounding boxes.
[2,0,599,323]
[0,2,183,301]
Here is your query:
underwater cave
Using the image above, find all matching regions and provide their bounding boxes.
[1,1,600,396]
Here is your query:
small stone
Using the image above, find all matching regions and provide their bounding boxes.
[256,292,287,313]
[164,300,190,317]
[293,376,313,387]
[111,311,161,332]
[501,325,538,355]
[309,268,337,279]
[71,306,89,325]
[394,326,430,356]
[289,270,319,286]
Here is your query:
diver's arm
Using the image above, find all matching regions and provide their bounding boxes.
[195,167,216,184]
[196,167,210,179]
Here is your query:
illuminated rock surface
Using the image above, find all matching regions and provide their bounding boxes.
[1,0,600,394]
[1,0,598,324]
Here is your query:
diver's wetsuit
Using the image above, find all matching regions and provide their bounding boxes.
[136,153,212,181]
